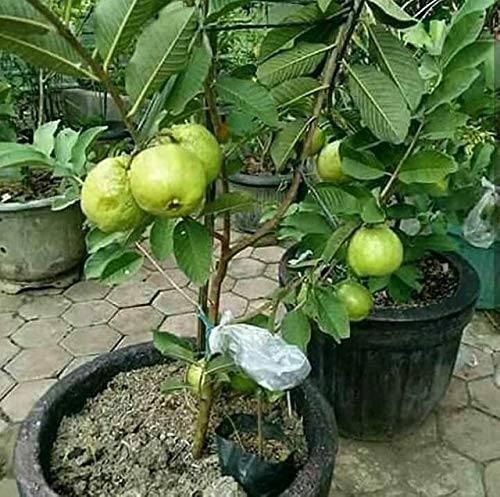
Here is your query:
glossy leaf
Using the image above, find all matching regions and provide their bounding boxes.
[71,126,108,174]
[366,0,416,28]
[270,119,309,171]
[322,219,360,263]
[340,143,386,180]
[150,218,175,261]
[445,40,494,74]
[83,244,125,279]
[85,228,128,254]
[202,191,256,216]
[313,286,350,342]
[271,77,322,111]
[281,309,311,352]
[101,251,144,284]
[399,150,457,184]
[32,120,59,156]
[153,330,195,362]
[361,197,385,224]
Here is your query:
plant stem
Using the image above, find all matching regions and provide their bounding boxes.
[24,0,138,144]
[37,70,44,127]
[257,390,264,457]
[191,386,214,459]
[379,121,424,204]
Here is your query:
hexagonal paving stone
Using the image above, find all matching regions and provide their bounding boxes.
[61,325,121,356]
[107,282,158,308]
[145,272,174,291]
[60,355,99,377]
[485,460,500,497]
[0,339,19,367]
[160,313,198,337]
[252,246,285,263]
[454,343,494,381]
[441,408,500,462]
[469,377,500,418]
[264,263,279,280]
[64,280,110,302]
[0,313,24,338]
[463,313,500,352]
[63,301,117,327]
[234,247,253,259]
[228,258,266,279]
[0,379,56,422]
[117,331,153,348]
[440,377,469,411]
[0,371,14,399]
[109,306,164,335]
[0,294,24,312]
[221,277,236,293]
[233,276,277,300]
[18,295,70,320]
[5,345,71,381]
[219,292,248,318]
[153,289,197,315]
[11,318,69,348]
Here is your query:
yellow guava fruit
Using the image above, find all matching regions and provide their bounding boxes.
[129,144,206,218]
[80,156,144,233]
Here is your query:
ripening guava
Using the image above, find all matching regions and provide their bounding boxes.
[335,280,373,322]
[316,140,348,183]
[80,156,144,233]
[129,144,206,218]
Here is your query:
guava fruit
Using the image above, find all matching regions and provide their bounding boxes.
[186,361,210,398]
[347,225,404,277]
[168,124,223,184]
[230,371,258,394]
[129,144,206,218]
[305,127,326,156]
[316,140,348,183]
[80,156,144,233]
[335,280,373,322]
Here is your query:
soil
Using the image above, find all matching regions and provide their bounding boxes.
[51,362,306,497]
[241,155,277,176]
[373,255,459,309]
[0,170,60,203]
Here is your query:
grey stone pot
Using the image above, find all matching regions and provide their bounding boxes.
[0,197,85,293]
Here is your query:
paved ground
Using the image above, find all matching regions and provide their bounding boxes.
[0,242,498,496]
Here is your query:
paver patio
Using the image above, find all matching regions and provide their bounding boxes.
[0,242,498,496]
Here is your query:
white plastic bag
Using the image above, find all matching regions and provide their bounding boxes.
[463,178,498,249]
[208,311,311,392]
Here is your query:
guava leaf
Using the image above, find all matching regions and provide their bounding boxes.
[321,219,360,263]
[346,64,411,144]
[281,211,332,236]
[153,330,195,363]
[311,286,350,342]
[0,143,53,170]
[207,0,248,20]
[33,120,60,156]
[271,77,322,112]
[340,143,387,180]
[202,192,256,217]
[85,228,128,254]
[0,1,52,35]
[205,355,234,375]
[270,119,309,171]
[101,251,144,284]
[71,126,108,174]
[366,0,416,28]
[421,105,469,140]
[399,150,457,184]
[160,378,189,394]
[150,218,175,261]
[445,40,494,74]
[83,244,126,279]
[257,43,328,88]
[174,218,212,285]
[361,197,385,224]
[281,309,311,352]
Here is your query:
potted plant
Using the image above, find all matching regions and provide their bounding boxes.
[276,0,494,439]
[0,117,106,293]
[0,0,363,495]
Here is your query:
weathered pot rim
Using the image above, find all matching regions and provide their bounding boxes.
[14,342,338,497]
[279,245,480,324]
[0,196,63,213]
[229,172,292,188]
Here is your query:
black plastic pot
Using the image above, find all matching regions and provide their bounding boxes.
[14,342,338,497]
[279,247,480,440]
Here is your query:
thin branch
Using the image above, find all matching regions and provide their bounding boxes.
[379,121,424,203]
[25,0,138,144]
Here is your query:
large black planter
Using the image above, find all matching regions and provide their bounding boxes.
[14,342,338,497]
[280,247,480,440]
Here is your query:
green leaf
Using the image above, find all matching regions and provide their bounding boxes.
[322,219,360,263]
[101,251,144,284]
[164,43,211,116]
[393,264,422,292]
[0,1,52,36]
[413,233,457,253]
[257,43,328,88]
[85,228,128,254]
[271,77,322,112]
[399,150,457,184]
[216,76,279,127]
[313,286,350,342]
[425,68,480,114]
[33,120,59,156]
[125,2,197,116]
[368,25,424,111]
[282,211,332,236]
[386,203,417,219]
[207,0,248,20]
[205,355,234,375]
[173,218,212,285]
[270,119,308,171]
[160,378,189,394]
[202,192,256,216]
[51,183,80,211]
[71,126,108,174]
[346,64,411,145]
[259,4,323,60]
[339,143,386,180]
[366,0,416,28]
[281,309,311,352]
[153,330,195,362]
[54,128,79,167]
[94,0,156,69]
[361,197,385,224]
[445,40,494,74]
[453,0,495,23]
[0,143,53,170]
[84,244,125,279]
[368,275,390,293]
[150,218,175,261]
[311,183,363,216]
[421,105,469,140]
[441,11,485,68]
[388,275,413,302]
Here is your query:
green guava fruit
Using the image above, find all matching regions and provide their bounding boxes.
[129,144,206,218]
[168,124,223,184]
[186,361,210,398]
[347,225,404,277]
[316,140,348,183]
[305,127,326,156]
[335,280,373,322]
[80,156,144,233]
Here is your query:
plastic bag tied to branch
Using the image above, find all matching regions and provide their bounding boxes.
[462,178,498,249]
[208,311,311,392]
